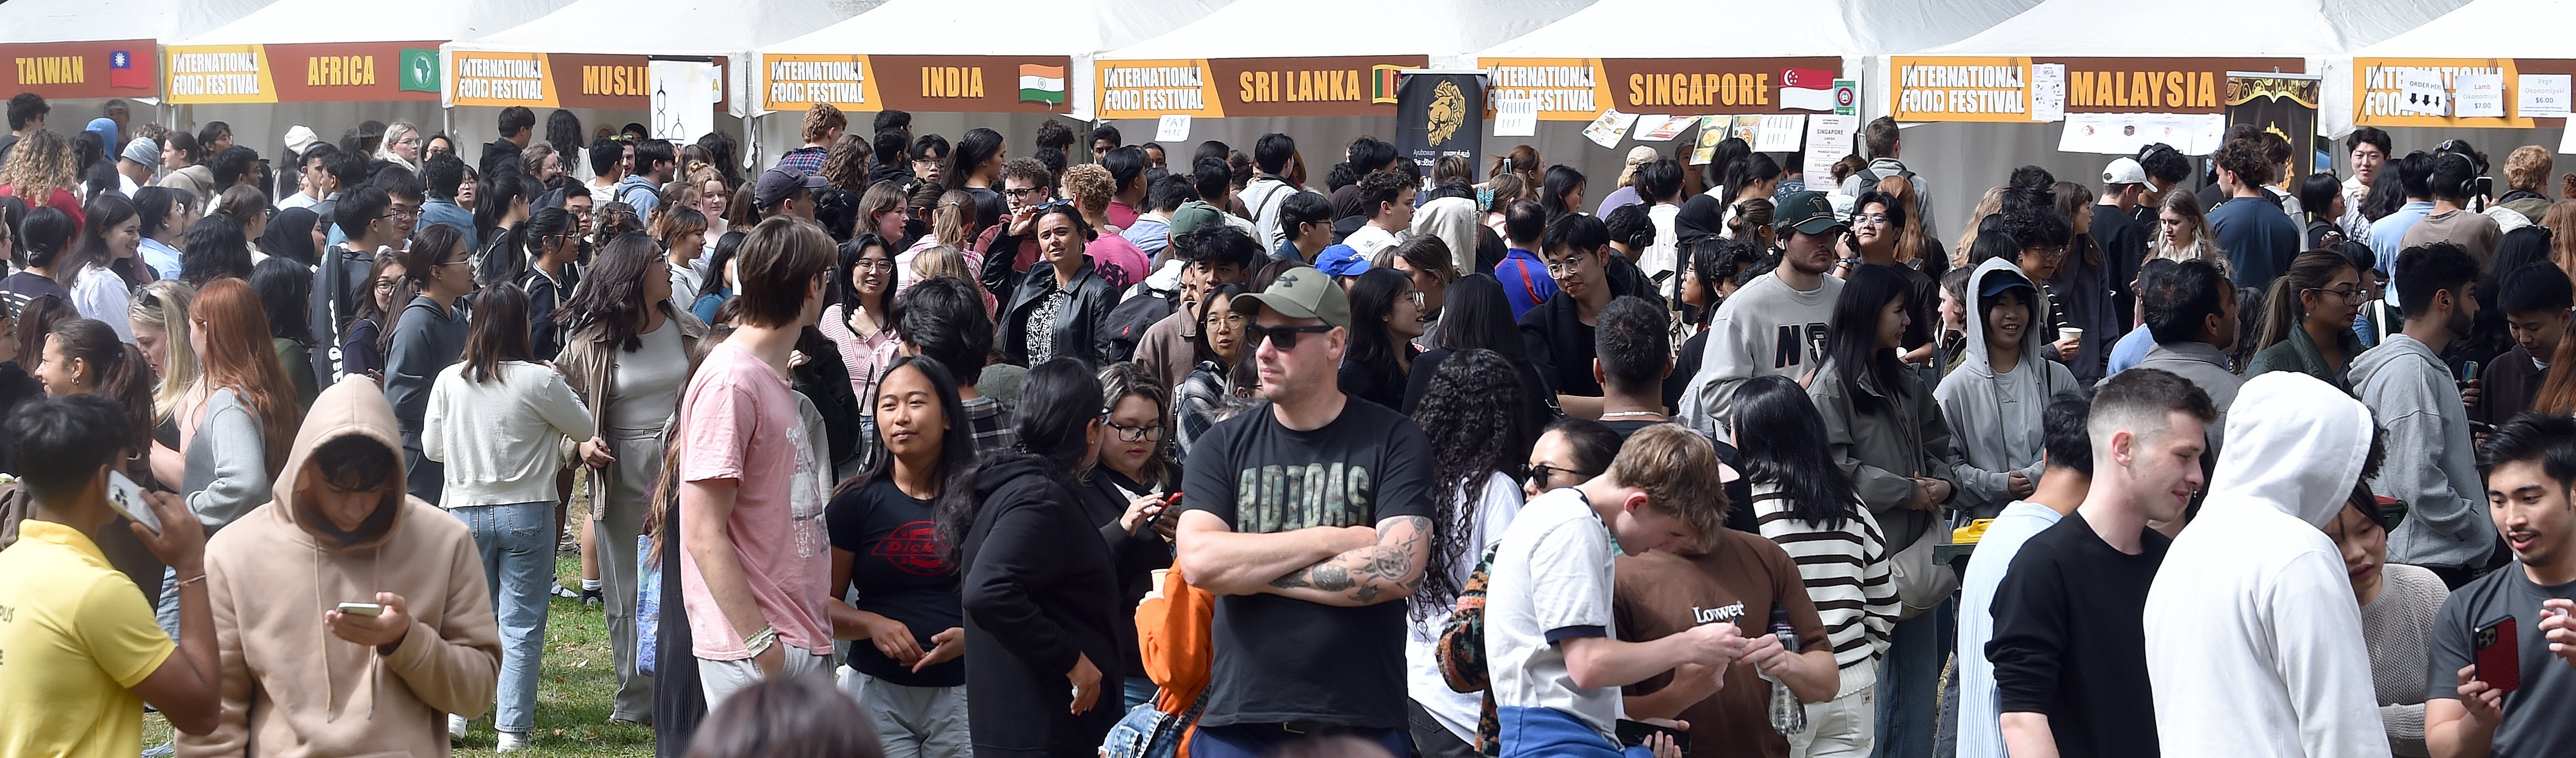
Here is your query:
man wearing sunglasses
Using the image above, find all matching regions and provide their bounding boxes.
[1173,266,1438,758]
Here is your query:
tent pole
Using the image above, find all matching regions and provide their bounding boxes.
[444,107,454,143]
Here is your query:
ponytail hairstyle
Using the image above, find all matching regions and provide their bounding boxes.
[1725,197,1774,243]
[188,278,304,477]
[2257,251,2359,355]
[937,357,1101,565]
[19,205,75,271]
[48,317,157,452]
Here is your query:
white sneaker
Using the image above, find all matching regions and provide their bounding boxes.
[448,714,469,738]
[497,731,532,752]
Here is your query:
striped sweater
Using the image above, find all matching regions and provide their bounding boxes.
[1750,482,1900,697]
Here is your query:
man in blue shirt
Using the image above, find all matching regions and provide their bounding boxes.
[2368,152,2435,279]
[2205,136,2301,288]
[1495,200,1557,318]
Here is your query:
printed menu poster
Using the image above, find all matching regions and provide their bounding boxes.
[1754,114,1806,151]
[1638,115,1696,141]
[1493,98,1538,136]
[1583,109,1638,148]
[2519,74,2570,119]
[1690,116,1727,164]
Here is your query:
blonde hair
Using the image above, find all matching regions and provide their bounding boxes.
[912,244,974,283]
[934,189,975,250]
[1607,424,1728,541]
[1952,187,2006,269]
[0,129,78,202]
[1063,163,1116,217]
[131,280,199,423]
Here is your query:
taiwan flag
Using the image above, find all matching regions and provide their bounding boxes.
[108,50,151,90]
[1780,67,1835,112]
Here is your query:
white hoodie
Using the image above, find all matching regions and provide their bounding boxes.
[2143,372,2390,757]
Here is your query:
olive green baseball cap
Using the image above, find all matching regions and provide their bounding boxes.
[1232,266,1350,327]
[1776,190,1846,236]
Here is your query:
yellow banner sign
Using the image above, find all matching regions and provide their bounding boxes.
[2352,57,2532,129]
[451,50,555,108]
[1481,58,1608,121]
[164,45,275,104]
[761,53,877,111]
[1888,56,2031,123]
[1096,58,1223,119]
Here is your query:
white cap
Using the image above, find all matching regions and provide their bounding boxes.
[282,125,319,155]
[2103,157,2149,188]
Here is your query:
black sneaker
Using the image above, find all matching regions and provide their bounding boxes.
[582,588,602,608]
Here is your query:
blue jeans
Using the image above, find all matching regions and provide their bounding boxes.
[1873,600,1955,758]
[1122,676,1159,713]
[454,502,553,734]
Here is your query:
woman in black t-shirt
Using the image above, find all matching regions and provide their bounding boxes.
[1084,363,1180,711]
[1338,268,1426,410]
[825,355,975,755]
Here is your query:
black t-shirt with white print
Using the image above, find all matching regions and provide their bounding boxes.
[1178,397,1436,730]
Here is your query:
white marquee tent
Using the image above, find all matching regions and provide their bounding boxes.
[2337,0,2576,167]
[0,0,272,43]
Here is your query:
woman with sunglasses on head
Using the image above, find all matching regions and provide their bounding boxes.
[32,315,171,597]
[994,203,1117,368]
[2246,251,2369,391]
[386,224,477,503]
[554,231,706,723]
[519,202,581,361]
[1080,363,1180,711]
[1338,268,1426,410]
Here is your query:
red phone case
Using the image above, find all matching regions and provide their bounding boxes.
[2476,617,2521,695]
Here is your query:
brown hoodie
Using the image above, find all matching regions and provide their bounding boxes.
[180,376,502,758]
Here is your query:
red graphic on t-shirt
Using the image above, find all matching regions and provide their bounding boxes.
[871,521,949,576]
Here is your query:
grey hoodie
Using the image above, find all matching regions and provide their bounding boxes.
[1934,259,2076,518]
[2144,372,2389,757]
[2348,332,2496,569]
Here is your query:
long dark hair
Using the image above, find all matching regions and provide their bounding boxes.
[1829,264,1913,407]
[63,192,136,285]
[843,354,973,500]
[1732,374,1862,529]
[459,284,533,384]
[559,232,665,352]
[937,357,1100,565]
[544,110,584,164]
[833,233,896,317]
[247,257,314,344]
[1540,165,1585,220]
[179,213,251,285]
[1410,348,1526,620]
[944,128,1004,191]
[1434,273,1526,361]
[1343,268,1411,392]
[48,317,155,451]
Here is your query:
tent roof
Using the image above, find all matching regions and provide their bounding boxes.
[1101,0,1592,61]
[1478,0,2035,60]
[0,0,272,44]
[452,0,851,56]
[2350,0,2573,57]
[180,0,570,45]
[762,0,1230,56]
[1925,0,2465,57]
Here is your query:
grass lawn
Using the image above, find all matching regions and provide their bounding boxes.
[145,554,658,757]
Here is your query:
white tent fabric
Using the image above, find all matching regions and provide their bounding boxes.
[449,0,855,115]
[0,0,272,43]
[179,0,569,45]
[2348,0,2573,57]
[1099,0,1595,69]
[759,0,1234,120]
[1478,0,2032,60]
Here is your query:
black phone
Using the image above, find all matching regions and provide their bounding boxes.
[2476,176,2495,199]
[1616,719,1691,755]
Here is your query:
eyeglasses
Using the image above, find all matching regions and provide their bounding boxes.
[1006,186,1047,199]
[1853,213,1891,225]
[1543,251,1592,275]
[1526,462,1593,485]
[2304,285,2369,305]
[1404,290,1426,308]
[855,259,897,273]
[1244,323,1336,351]
[1105,420,1167,442]
[1203,311,1247,329]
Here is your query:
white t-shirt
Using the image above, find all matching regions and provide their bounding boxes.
[1484,486,1622,739]
[1344,224,1407,262]
[1407,473,1525,741]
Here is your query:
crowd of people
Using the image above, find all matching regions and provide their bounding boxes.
[1,87,2575,758]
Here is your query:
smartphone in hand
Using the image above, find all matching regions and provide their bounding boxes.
[2476,617,2522,695]
[104,470,161,536]
[1617,719,1691,755]
[336,602,385,616]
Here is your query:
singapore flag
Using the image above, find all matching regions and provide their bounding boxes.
[1781,68,1836,112]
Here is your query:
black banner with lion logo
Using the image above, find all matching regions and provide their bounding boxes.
[1395,71,1483,183]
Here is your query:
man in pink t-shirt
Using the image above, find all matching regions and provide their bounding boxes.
[676,215,840,709]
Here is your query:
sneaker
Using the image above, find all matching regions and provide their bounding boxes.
[449,714,469,738]
[551,582,580,600]
[497,731,532,752]
[582,588,602,608]
[140,741,175,757]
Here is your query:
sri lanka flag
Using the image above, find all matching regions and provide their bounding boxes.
[108,49,150,90]
[1019,64,1065,106]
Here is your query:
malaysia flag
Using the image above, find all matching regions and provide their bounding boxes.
[1780,67,1834,111]
[108,50,150,90]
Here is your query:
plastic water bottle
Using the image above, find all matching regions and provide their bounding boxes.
[1764,607,1808,735]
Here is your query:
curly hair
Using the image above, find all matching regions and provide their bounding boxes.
[1062,163,1115,217]
[820,133,870,194]
[1,129,78,202]
[1408,347,1530,621]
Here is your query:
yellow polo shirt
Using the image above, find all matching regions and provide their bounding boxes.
[0,519,175,758]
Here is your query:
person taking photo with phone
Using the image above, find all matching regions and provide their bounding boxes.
[0,395,224,757]
[2426,412,2576,757]
[178,375,503,757]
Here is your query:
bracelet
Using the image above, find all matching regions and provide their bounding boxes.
[744,626,778,657]
[175,574,208,589]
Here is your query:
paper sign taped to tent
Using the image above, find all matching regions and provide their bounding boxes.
[1156,114,1192,142]
[649,60,717,144]
[2400,70,2448,116]
[1636,115,1694,141]
[2454,74,2505,118]
[1493,98,1538,136]
[1583,110,1637,149]
[1803,115,1855,180]
[1754,115,1804,151]
[2522,74,2571,119]
[2030,64,2066,122]
[1690,117,1725,165]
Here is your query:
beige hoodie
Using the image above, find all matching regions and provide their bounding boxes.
[180,376,502,758]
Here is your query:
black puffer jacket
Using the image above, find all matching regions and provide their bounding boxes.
[995,258,1119,368]
[959,452,1125,756]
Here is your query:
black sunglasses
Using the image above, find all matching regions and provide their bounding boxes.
[1526,462,1593,485]
[1243,323,1335,351]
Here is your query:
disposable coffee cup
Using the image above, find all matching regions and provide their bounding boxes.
[2059,327,2083,343]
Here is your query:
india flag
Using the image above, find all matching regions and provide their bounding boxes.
[1020,64,1066,105]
